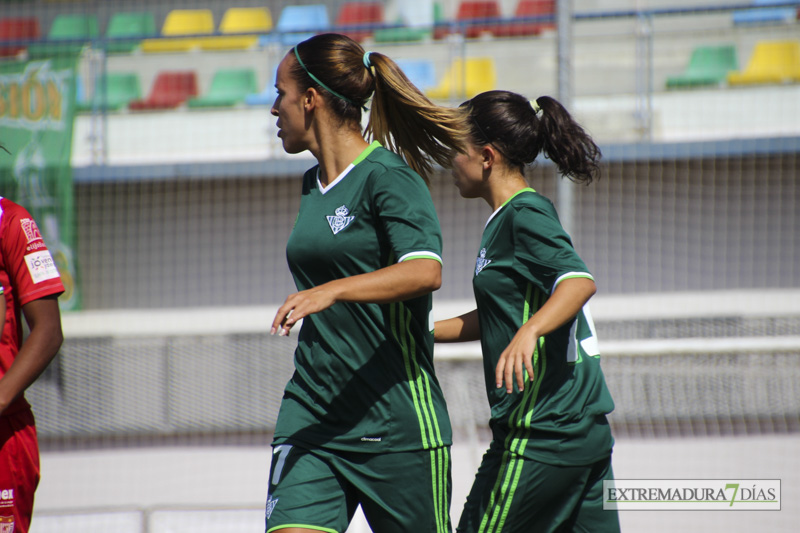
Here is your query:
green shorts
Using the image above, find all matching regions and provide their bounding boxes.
[457,440,619,533]
[266,443,452,533]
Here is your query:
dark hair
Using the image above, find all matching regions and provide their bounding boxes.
[290,33,469,183]
[463,90,600,184]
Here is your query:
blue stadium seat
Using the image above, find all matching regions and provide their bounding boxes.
[395,59,437,92]
[263,4,331,47]
[245,70,278,106]
[733,0,796,25]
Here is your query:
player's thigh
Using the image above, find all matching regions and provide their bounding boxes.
[355,446,452,533]
[569,456,620,533]
[0,409,39,533]
[265,444,357,533]
[457,443,596,533]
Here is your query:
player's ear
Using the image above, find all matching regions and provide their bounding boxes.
[303,87,318,111]
[481,145,496,170]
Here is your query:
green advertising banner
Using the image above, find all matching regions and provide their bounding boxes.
[0,57,81,311]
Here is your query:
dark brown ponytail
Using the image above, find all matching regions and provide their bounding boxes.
[464,91,600,184]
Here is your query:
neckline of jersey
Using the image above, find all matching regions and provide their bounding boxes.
[484,187,536,229]
[317,141,382,195]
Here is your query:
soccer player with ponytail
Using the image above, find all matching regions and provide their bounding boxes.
[266,33,469,533]
[435,91,620,532]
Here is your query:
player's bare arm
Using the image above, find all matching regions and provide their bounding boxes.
[496,277,596,393]
[271,258,441,335]
[434,309,480,343]
[0,295,63,414]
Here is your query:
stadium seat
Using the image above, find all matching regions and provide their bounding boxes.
[77,72,142,112]
[199,7,272,51]
[502,0,555,37]
[335,1,384,42]
[105,12,156,54]
[140,9,214,53]
[188,68,258,108]
[395,59,437,92]
[268,4,330,47]
[727,40,800,85]
[245,69,278,106]
[28,13,99,58]
[0,17,40,57]
[374,18,430,43]
[666,45,739,89]
[128,71,198,110]
[733,0,796,26]
[426,57,496,100]
[445,1,502,39]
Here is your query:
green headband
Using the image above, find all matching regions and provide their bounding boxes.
[293,46,358,107]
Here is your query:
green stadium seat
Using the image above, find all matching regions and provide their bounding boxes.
[373,24,430,43]
[77,72,142,112]
[28,13,99,58]
[666,45,739,89]
[727,40,800,85]
[105,12,156,54]
[188,68,258,108]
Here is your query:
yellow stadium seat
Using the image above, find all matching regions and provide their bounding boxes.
[426,57,497,100]
[199,7,272,51]
[727,40,800,85]
[141,9,214,53]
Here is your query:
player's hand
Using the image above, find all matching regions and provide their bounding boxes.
[495,324,539,393]
[271,286,337,336]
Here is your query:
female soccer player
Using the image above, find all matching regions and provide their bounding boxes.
[0,194,65,533]
[434,91,620,532]
[265,33,469,533]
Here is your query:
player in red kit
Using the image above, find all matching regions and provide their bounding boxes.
[0,195,65,533]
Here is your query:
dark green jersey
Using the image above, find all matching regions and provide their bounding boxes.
[274,142,452,453]
[472,188,615,466]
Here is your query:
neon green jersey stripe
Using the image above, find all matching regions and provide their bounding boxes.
[480,284,548,532]
[392,301,431,449]
[404,307,438,447]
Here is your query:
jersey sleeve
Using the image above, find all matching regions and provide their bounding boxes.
[371,166,443,264]
[512,204,593,294]
[1,203,65,306]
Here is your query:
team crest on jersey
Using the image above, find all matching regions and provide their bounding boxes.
[475,248,492,275]
[265,497,279,519]
[326,205,355,235]
[20,218,43,244]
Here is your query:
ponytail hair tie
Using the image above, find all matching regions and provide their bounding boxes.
[363,51,373,69]
[531,99,542,115]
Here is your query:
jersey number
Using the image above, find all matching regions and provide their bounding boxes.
[271,444,293,485]
[567,304,600,364]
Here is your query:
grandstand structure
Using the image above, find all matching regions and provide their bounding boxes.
[1,0,798,531]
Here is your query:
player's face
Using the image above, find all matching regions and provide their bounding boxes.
[451,143,485,199]
[271,54,308,154]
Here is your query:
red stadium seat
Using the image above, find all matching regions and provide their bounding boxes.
[502,0,555,37]
[435,1,502,40]
[335,2,384,42]
[0,17,41,57]
[128,71,198,110]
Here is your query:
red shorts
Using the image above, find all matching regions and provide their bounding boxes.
[0,406,40,533]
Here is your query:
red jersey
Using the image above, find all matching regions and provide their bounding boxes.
[0,197,65,414]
